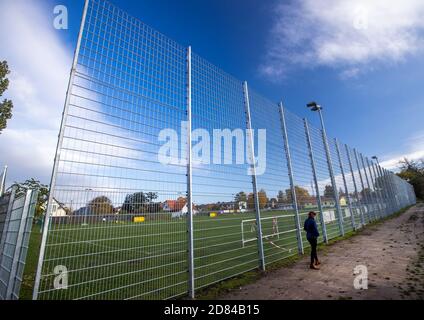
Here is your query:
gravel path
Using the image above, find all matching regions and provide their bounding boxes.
[222,204,424,300]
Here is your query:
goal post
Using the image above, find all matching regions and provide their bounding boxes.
[241,215,283,247]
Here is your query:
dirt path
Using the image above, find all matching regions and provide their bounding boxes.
[222,204,424,300]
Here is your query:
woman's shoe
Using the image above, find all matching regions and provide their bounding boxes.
[315,260,321,265]
[310,264,320,270]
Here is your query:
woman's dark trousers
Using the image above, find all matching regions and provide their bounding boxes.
[307,237,318,265]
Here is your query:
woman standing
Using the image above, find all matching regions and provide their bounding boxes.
[303,211,321,270]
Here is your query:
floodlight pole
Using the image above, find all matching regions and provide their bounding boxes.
[243,81,266,271]
[311,105,344,236]
[279,103,304,254]
[304,119,328,243]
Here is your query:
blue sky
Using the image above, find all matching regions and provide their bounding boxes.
[0,0,424,187]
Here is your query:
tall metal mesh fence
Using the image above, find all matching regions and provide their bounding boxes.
[249,92,298,264]
[35,0,189,300]
[33,0,417,300]
[337,143,364,228]
[0,188,38,300]
[307,125,342,239]
[191,54,258,291]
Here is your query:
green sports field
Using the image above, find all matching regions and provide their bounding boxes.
[32,207,362,300]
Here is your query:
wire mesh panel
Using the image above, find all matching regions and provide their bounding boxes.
[33,0,417,300]
[0,195,24,299]
[348,147,372,223]
[36,0,189,300]
[358,153,379,221]
[190,54,260,291]
[9,191,38,300]
[0,193,11,245]
[249,92,298,264]
[338,144,363,228]
[0,190,38,300]
[366,157,385,218]
[284,110,326,246]
[307,125,341,239]
[328,139,353,233]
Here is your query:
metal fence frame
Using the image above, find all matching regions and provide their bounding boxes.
[0,187,38,300]
[32,0,416,300]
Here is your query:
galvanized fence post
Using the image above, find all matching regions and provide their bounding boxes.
[353,149,372,223]
[33,0,90,300]
[345,145,366,227]
[6,189,32,299]
[304,119,328,243]
[243,81,266,271]
[335,139,356,230]
[279,103,304,254]
[319,120,344,236]
[186,46,195,299]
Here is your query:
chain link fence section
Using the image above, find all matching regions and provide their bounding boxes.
[33,0,416,300]
[0,187,38,300]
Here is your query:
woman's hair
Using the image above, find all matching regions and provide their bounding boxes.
[308,211,317,218]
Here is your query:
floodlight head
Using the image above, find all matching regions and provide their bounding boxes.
[306,101,321,111]
[372,156,378,160]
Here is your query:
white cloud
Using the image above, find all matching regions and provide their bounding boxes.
[261,0,424,78]
[379,131,424,170]
[0,0,72,185]
[0,128,57,176]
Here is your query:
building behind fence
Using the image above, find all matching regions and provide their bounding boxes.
[32,0,416,300]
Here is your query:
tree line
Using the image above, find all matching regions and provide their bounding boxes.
[397,158,424,200]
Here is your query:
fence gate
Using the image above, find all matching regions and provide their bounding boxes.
[0,187,38,300]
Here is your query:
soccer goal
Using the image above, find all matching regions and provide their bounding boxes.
[241,215,282,247]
